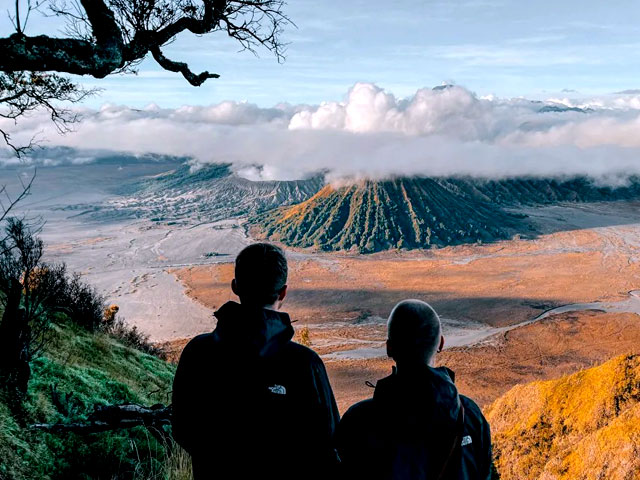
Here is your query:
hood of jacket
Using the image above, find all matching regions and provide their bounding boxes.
[373,365,462,434]
[213,301,294,358]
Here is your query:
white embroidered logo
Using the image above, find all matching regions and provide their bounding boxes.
[461,435,473,447]
[268,385,287,395]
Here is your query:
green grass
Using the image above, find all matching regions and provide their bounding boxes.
[0,316,178,480]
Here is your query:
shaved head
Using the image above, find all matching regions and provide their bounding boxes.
[387,299,442,366]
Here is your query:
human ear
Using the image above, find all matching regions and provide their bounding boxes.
[278,285,288,302]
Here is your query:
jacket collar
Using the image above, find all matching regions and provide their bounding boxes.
[373,364,461,427]
[213,301,295,357]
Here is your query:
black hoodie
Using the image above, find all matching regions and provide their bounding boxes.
[335,366,492,480]
[172,301,340,480]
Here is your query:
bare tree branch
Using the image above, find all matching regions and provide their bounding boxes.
[0,71,96,156]
[31,403,172,434]
[15,0,22,34]
[150,46,219,86]
[0,169,35,224]
[0,0,290,84]
[0,0,290,153]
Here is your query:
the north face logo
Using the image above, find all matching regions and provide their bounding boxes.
[268,385,287,395]
[461,435,473,447]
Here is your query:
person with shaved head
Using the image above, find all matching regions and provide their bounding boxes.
[336,299,492,480]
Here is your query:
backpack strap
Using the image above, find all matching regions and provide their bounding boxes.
[436,400,466,480]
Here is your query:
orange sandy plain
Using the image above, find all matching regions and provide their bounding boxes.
[168,225,640,412]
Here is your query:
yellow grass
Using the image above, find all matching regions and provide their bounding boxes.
[487,354,640,480]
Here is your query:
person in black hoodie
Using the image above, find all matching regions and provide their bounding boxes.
[335,299,492,480]
[172,243,339,480]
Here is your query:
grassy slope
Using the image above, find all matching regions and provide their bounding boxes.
[0,317,176,480]
[486,354,640,480]
[4,314,639,480]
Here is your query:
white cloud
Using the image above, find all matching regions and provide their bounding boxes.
[3,83,640,183]
[289,83,515,140]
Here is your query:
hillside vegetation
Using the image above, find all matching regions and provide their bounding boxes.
[0,315,179,480]
[3,314,640,479]
[255,176,640,253]
[487,354,640,480]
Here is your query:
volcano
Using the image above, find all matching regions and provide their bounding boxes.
[255,176,640,253]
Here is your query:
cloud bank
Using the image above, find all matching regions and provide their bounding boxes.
[3,83,640,183]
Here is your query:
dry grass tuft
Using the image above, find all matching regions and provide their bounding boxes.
[296,325,312,347]
[166,446,193,480]
[132,443,192,480]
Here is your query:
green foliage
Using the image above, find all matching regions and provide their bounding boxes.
[0,317,176,480]
[56,273,105,332]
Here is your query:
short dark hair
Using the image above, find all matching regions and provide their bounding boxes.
[387,300,441,365]
[234,243,288,305]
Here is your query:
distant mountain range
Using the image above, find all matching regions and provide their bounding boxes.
[254,176,640,253]
[102,163,323,223]
[72,159,640,253]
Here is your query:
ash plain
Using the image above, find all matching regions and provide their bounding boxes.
[5,156,640,355]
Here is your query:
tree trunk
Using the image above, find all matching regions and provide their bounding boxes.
[0,278,30,397]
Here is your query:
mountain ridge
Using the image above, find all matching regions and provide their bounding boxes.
[98,162,324,222]
[255,178,529,252]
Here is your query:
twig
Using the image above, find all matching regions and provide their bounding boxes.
[31,403,172,434]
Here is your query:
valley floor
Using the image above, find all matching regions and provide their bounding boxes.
[21,162,640,412]
[166,202,640,411]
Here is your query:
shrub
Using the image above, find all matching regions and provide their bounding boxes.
[49,275,166,359]
[56,273,105,332]
[101,313,167,360]
[296,326,312,347]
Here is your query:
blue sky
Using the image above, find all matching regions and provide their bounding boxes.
[7,0,640,107]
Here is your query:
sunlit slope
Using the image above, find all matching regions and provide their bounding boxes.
[255,176,640,253]
[255,178,527,252]
[486,354,640,480]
